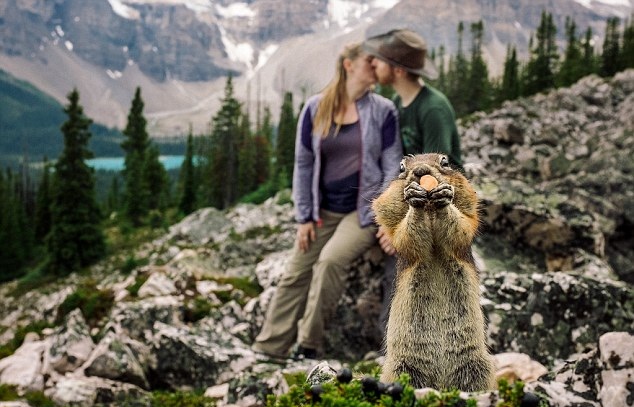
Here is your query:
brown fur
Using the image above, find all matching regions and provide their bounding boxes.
[372,153,495,391]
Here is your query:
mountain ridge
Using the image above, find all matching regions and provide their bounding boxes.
[0,0,631,136]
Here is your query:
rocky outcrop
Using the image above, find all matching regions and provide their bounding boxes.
[463,70,634,283]
[0,71,633,406]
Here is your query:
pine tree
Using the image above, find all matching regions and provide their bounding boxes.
[253,106,273,186]
[558,17,585,87]
[47,89,105,275]
[447,22,470,117]
[34,157,52,240]
[106,175,121,215]
[600,17,621,77]
[275,91,296,189]
[498,45,520,103]
[143,145,169,211]
[0,170,28,281]
[524,10,558,96]
[15,162,35,259]
[434,45,448,94]
[202,75,242,209]
[580,27,598,77]
[466,21,491,113]
[619,16,634,70]
[237,112,257,198]
[178,131,197,215]
[121,87,151,225]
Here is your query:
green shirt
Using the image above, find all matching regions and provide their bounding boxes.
[395,85,463,169]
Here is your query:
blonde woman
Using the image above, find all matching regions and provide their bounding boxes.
[252,43,403,360]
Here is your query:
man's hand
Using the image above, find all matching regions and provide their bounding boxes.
[297,222,316,253]
[376,226,396,255]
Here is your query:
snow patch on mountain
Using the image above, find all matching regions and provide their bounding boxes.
[107,0,140,19]
[219,26,255,69]
[327,0,400,27]
[109,0,214,18]
[216,2,255,18]
[574,0,631,9]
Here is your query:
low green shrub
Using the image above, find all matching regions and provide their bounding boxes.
[0,384,55,407]
[150,390,215,407]
[126,273,150,297]
[184,297,213,323]
[0,320,54,359]
[10,265,56,298]
[213,276,262,299]
[266,372,532,407]
[56,280,114,327]
[0,384,19,401]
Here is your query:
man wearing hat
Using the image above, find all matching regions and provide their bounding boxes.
[362,28,464,335]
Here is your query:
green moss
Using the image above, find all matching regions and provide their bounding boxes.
[0,384,55,407]
[283,372,307,388]
[0,320,54,359]
[56,280,114,327]
[0,384,19,401]
[126,273,150,297]
[121,254,148,274]
[10,265,57,298]
[184,297,213,323]
[149,390,215,407]
[24,390,57,407]
[351,361,381,376]
[212,276,263,299]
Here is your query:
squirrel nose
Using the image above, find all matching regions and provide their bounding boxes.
[413,166,432,177]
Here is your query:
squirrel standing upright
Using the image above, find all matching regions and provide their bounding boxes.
[372,153,495,392]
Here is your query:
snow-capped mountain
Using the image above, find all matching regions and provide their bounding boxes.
[0,0,631,136]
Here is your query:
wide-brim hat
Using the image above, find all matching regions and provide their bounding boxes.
[363,29,438,80]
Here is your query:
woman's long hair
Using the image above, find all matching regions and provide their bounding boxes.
[313,43,363,138]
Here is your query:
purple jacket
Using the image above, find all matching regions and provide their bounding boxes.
[292,91,402,227]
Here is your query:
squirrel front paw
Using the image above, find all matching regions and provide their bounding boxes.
[429,184,454,208]
[404,181,427,207]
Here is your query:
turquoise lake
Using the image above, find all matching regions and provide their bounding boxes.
[87,156,185,171]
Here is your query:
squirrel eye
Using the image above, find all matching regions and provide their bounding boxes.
[399,160,406,173]
[440,155,450,168]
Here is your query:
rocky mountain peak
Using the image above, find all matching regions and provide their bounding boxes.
[1,0,630,134]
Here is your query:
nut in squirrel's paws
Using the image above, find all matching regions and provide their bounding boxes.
[419,175,439,191]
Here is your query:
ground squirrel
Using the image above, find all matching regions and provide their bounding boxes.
[372,153,495,391]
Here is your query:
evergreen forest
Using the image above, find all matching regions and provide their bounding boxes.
[1,10,633,283]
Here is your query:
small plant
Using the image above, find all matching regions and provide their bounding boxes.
[184,297,213,323]
[150,390,215,407]
[283,371,307,387]
[0,384,19,401]
[24,390,57,407]
[497,378,525,407]
[121,255,142,274]
[56,280,114,327]
[0,321,54,359]
[10,265,56,298]
[126,273,150,297]
[212,276,263,299]
[0,384,56,407]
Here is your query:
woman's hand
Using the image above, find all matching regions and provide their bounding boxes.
[376,226,396,255]
[297,222,316,253]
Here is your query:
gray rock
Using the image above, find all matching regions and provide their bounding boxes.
[46,376,149,407]
[48,309,94,374]
[82,331,150,389]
